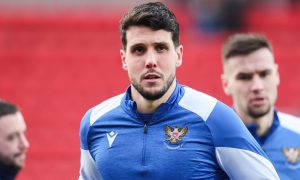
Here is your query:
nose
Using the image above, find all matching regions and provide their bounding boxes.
[251,74,264,92]
[145,49,157,69]
[19,134,30,150]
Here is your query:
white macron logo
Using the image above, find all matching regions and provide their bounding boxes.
[106,131,118,148]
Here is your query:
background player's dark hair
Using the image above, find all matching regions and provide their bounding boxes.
[0,99,19,118]
[120,2,180,50]
[222,33,273,63]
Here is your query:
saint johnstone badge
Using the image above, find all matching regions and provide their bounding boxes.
[165,125,188,144]
[282,147,300,164]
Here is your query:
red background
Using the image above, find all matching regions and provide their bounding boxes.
[1,3,300,179]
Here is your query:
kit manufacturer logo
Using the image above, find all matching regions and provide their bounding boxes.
[106,131,118,148]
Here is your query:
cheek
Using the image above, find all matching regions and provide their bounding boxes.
[264,81,278,93]
[268,84,278,98]
[127,60,143,71]
[0,143,15,156]
[230,85,248,98]
[127,66,142,81]
[127,66,139,76]
[160,61,176,74]
[162,57,176,67]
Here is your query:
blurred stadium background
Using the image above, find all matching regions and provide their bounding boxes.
[1,0,300,179]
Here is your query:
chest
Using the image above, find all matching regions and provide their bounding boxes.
[88,118,226,179]
[261,129,300,179]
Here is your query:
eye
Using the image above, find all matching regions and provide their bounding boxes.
[6,134,17,142]
[131,46,146,55]
[236,73,253,81]
[155,44,168,53]
[259,70,271,78]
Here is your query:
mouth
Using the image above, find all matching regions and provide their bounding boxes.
[250,97,266,106]
[15,152,26,158]
[144,74,160,79]
[143,73,161,83]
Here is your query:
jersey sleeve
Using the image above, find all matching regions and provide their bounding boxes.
[79,109,102,180]
[207,101,279,180]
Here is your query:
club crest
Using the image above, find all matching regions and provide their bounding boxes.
[282,147,300,164]
[165,125,188,144]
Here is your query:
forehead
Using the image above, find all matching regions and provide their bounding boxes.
[225,48,275,73]
[126,26,173,46]
[0,112,26,136]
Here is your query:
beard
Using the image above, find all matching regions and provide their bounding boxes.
[131,73,175,101]
[0,152,24,170]
[248,104,272,118]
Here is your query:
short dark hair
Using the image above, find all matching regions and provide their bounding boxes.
[0,99,19,118]
[222,33,273,63]
[120,2,180,50]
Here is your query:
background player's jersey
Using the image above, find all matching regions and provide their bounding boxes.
[79,83,279,180]
[247,111,300,180]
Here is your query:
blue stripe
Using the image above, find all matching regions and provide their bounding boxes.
[206,101,269,159]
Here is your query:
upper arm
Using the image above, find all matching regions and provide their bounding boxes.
[79,109,102,179]
[207,102,279,179]
[216,147,278,179]
[79,149,102,180]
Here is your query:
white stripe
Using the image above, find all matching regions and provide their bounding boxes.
[216,147,279,180]
[278,112,300,135]
[79,149,102,180]
[178,87,217,121]
[90,94,124,125]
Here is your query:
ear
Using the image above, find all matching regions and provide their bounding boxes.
[221,74,231,96]
[175,45,183,67]
[274,63,280,86]
[120,49,127,70]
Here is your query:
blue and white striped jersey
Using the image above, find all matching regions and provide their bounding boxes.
[79,83,279,180]
[247,111,300,180]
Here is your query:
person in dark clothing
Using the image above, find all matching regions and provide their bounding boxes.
[0,100,29,180]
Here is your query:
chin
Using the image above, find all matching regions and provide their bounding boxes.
[249,107,271,118]
[14,158,26,168]
[14,162,25,169]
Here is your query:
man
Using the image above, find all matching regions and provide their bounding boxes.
[0,100,29,180]
[79,2,279,179]
[221,33,300,179]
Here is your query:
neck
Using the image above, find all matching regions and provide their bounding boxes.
[237,108,274,136]
[131,80,176,113]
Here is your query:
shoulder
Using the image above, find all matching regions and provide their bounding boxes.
[278,112,300,135]
[79,93,124,149]
[89,93,124,125]
[179,87,260,146]
[178,86,240,127]
[178,86,217,121]
[178,86,238,122]
[179,87,250,142]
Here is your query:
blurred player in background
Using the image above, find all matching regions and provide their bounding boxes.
[221,33,300,179]
[0,100,29,180]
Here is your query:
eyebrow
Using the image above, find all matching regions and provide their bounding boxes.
[130,41,169,47]
[130,43,145,48]
[236,72,253,77]
[236,69,272,77]
[153,42,169,46]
